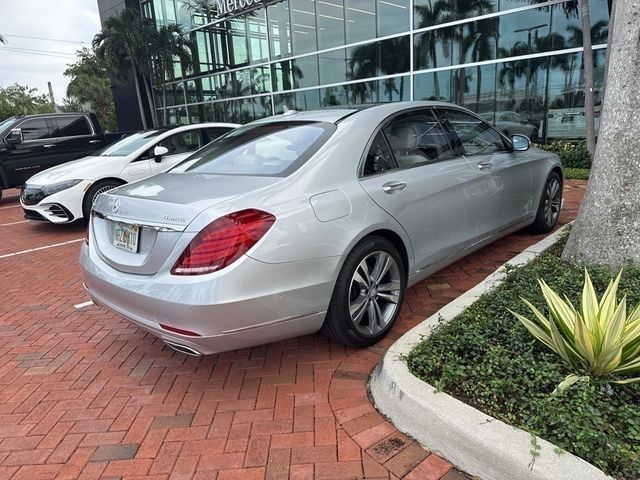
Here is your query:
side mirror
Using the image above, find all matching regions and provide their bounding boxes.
[6,128,23,146]
[153,145,169,162]
[511,134,530,152]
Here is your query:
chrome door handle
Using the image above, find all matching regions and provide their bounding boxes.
[382,181,407,194]
[89,139,101,144]
[43,144,56,149]
[478,162,492,170]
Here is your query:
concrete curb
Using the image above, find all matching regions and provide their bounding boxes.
[370,223,613,480]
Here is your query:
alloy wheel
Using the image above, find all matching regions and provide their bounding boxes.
[348,251,401,336]
[92,185,117,205]
[543,177,562,228]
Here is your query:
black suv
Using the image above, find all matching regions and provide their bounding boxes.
[0,113,113,200]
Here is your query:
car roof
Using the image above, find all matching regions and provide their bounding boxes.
[167,122,240,132]
[12,112,94,120]
[251,108,361,124]
[250,101,479,125]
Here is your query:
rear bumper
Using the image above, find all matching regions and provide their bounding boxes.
[80,242,339,355]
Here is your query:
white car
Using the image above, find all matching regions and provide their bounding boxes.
[21,123,239,224]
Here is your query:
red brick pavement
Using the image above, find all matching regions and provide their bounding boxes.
[0,181,585,479]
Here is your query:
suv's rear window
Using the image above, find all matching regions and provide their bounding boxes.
[171,121,335,177]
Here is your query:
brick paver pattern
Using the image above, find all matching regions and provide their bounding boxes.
[0,181,586,479]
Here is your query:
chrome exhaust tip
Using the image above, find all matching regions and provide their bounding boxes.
[165,342,203,357]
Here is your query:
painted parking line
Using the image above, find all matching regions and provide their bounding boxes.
[0,220,28,227]
[74,300,94,309]
[0,238,84,259]
[0,204,21,210]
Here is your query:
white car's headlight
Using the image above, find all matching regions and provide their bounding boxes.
[42,179,83,197]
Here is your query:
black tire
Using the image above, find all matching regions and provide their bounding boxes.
[529,171,562,233]
[82,180,124,221]
[321,236,406,348]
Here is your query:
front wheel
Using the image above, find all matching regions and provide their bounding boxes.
[82,180,124,221]
[321,236,406,348]
[529,171,562,233]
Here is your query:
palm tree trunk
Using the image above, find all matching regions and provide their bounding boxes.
[475,65,482,109]
[143,75,157,127]
[562,0,640,269]
[431,44,440,99]
[580,0,597,156]
[163,88,169,126]
[132,65,148,130]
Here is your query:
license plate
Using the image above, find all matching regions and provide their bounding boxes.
[113,222,140,253]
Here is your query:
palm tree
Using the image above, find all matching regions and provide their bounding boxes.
[93,8,157,129]
[150,24,193,125]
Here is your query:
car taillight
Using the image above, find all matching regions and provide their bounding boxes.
[171,209,275,276]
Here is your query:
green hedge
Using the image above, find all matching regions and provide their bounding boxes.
[535,141,592,169]
[407,245,640,480]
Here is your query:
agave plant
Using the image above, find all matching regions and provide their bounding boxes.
[511,270,640,392]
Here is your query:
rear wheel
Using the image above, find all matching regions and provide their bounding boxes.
[82,180,124,221]
[529,171,562,233]
[321,236,406,347]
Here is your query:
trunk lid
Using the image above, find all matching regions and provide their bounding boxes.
[91,172,280,275]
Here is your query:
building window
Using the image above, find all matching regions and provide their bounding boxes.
[317,0,345,50]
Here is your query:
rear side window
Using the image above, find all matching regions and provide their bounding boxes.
[363,132,396,176]
[172,121,335,177]
[53,116,92,137]
[20,119,51,141]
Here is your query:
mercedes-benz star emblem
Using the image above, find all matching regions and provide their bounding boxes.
[112,199,120,214]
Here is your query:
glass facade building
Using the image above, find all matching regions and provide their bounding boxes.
[140,0,611,141]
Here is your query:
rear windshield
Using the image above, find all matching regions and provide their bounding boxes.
[97,129,166,157]
[171,121,335,177]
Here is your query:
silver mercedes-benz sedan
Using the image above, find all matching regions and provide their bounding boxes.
[80,102,563,356]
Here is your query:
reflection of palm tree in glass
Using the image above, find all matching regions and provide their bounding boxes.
[564,20,608,101]
[382,78,399,102]
[414,1,447,99]
[497,43,529,108]
[467,18,498,108]
[347,43,377,103]
[347,38,408,104]
[435,0,495,105]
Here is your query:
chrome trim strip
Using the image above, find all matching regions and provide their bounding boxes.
[222,311,322,334]
[92,210,187,232]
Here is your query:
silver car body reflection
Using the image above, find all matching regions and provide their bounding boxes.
[80,102,562,355]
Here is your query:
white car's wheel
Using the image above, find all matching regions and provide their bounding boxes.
[82,180,123,221]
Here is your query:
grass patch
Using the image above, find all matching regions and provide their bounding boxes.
[564,167,591,180]
[407,244,640,480]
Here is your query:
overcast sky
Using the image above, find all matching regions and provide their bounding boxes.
[0,0,101,103]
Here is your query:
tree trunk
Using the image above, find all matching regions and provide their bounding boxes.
[143,75,157,127]
[476,65,482,109]
[562,0,640,270]
[132,65,148,130]
[580,0,597,156]
[163,88,169,126]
